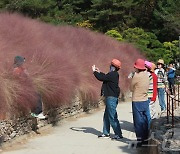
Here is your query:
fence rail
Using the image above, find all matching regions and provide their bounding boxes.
[166,82,180,128]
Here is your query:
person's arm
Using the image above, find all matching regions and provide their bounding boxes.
[130,74,137,92]
[93,71,112,82]
[151,74,158,101]
[168,69,174,75]
[92,64,113,82]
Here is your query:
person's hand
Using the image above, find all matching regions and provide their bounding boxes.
[92,65,100,72]
[128,72,135,79]
[96,67,100,73]
[92,65,96,72]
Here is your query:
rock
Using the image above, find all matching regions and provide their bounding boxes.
[10,131,16,139]
[0,95,99,145]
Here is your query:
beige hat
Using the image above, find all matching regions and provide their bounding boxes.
[157,59,164,65]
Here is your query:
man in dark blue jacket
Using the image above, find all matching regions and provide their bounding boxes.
[92,59,123,140]
[167,63,176,95]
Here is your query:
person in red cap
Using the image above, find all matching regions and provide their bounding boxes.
[13,56,46,120]
[92,59,123,140]
[13,56,28,77]
[130,59,150,147]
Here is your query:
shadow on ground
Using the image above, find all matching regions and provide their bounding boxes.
[121,120,134,132]
[118,145,148,154]
[70,127,103,136]
[70,127,132,143]
[70,126,147,154]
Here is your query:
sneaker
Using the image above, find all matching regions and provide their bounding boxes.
[98,134,110,138]
[36,113,46,119]
[161,109,166,113]
[170,95,175,98]
[31,112,46,119]
[141,141,148,146]
[31,112,38,118]
[111,135,123,140]
[130,142,142,148]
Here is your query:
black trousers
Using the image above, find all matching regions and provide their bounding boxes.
[168,78,175,95]
[33,93,43,114]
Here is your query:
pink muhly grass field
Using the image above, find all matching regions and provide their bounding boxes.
[0,13,144,119]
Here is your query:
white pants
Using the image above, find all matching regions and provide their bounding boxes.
[149,101,157,119]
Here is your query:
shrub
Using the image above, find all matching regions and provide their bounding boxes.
[0,12,144,119]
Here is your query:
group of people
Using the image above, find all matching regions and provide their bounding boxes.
[13,55,176,145]
[92,58,176,147]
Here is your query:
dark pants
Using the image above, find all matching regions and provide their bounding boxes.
[132,100,151,142]
[33,94,43,114]
[168,78,175,95]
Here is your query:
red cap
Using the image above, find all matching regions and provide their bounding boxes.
[111,59,121,69]
[134,59,146,70]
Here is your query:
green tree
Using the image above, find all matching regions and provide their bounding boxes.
[42,3,83,25]
[121,27,174,63]
[163,41,180,64]
[105,30,123,41]
[0,0,57,18]
[122,28,162,50]
[85,0,137,32]
[0,0,84,25]
[136,0,180,42]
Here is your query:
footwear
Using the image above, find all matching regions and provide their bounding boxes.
[170,95,175,98]
[136,142,143,148]
[98,134,110,138]
[111,135,123,140]
[141,141,148,146]
[130,142,142,148]
[161,109,166,113]
[31,112,38,118]
[31,112,46,119]
[36,113,46,119]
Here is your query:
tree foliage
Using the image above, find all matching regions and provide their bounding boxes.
[0,0,57,18]
[83,0,137,32]
[1,0,179,41]
[153,0,180,41]
[105,30,123,41]
[106,27,179,64]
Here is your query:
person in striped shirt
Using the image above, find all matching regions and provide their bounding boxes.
[155,59,166,112]
[145,61,158,119]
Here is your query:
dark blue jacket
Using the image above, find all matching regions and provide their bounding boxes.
[167,68,175,79]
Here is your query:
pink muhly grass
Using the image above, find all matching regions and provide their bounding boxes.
[27,51,80,108]
[0,65,37,119]
[0,12,145,118]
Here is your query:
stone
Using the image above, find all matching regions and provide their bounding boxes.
[10,131,17,139]
[0,95,100,145]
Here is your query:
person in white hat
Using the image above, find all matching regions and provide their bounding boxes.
[155,59,166,112]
